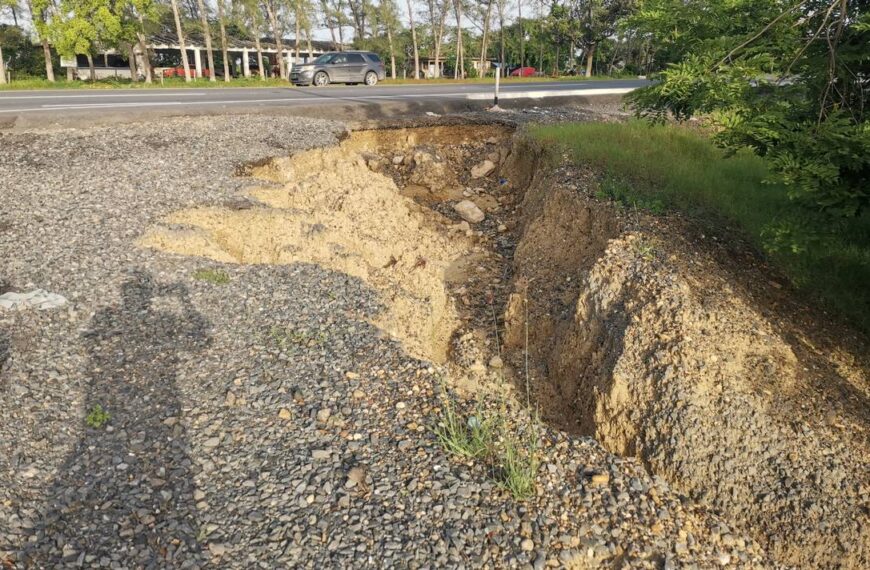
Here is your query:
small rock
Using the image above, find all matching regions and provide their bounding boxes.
[521,538,535,551]
[589,472,610,486]
[224,391,237,407]
[471,160,496,179]
[453,200,485,224]
[352,389,365,399]
[392,155,404,165]
[312,449,331,460]
[347,466,366,487]
[278,408,293,420]
[209,543,228,557]
[203,437,221,448]
[316,408,331,422]
[488,355,503,369]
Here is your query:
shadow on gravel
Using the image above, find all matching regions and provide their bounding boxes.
[21,271,209,567]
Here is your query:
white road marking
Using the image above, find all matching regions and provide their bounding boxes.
[466,87,636,100]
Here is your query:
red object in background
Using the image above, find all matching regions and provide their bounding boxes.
[162,66,210,78]
[510,66,536,77]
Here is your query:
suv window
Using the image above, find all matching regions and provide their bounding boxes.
[365,53,382,63]
[346,54,365,63]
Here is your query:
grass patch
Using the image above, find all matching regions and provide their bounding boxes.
[433,394,540,500]
[193,268,230,285]
[531,121,870,333]
[85,404,110,428]
[0,77,292,90]
[268,325,328,349]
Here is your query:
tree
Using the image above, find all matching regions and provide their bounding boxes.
[216,0,230,80]
[262,0,286,78]
[27,0,55,81]
[567,0,633,76]
[194,0,216,80]
[376,0,400,77]
[627,0,869,223]
[406,0,420,77]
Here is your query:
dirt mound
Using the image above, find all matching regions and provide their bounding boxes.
[143,140,470,362]
[502,147,870,568]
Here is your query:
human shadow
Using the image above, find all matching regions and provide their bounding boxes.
[21,271,209,567]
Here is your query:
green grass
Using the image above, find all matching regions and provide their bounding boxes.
[85,404,110,428]
[532,121,870,333]
[0,77,292,90]
[433,394,541,500]
[193,268,230,284]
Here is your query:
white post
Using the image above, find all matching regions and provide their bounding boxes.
[194,47,203,79]
[243,48,250,78]
[494,63,501,106]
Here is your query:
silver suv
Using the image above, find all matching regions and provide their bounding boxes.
[291,51,386,86]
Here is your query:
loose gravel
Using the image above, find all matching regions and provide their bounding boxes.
[2,114,764,568]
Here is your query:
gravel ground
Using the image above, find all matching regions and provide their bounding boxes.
[2,113,761,568]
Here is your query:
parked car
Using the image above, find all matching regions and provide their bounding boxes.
[510,66,536,77]
[290,51,385,86]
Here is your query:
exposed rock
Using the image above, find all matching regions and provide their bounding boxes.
[471,160,496,179]
[453,200,485,224]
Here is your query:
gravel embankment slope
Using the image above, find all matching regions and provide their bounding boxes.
[1,115,761,568]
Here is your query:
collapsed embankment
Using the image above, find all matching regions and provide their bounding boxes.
[500,136,869,569]
[140,120,869,568]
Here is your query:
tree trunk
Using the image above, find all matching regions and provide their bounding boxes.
[127,44,140,81]
[453,0,462,79]
[265,1,286,79]
[42,39,55,82]
[170,0,192,81]
[386,24,396,79]
[518,0,524,69]
[254,34,265,81]
[0,45,6,84]
[585,44,595,77]
[294,1,301,63]
[86,53,95,81]
[195,0,216,81]
[433,5,447,78]
[217,0,230,81]
[407,0,420,79]
[337,0,345,49]
[137,22,153,83]
[479,0,492,75]
[305,24,313,62]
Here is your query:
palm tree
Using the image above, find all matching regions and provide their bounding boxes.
[170,0,192,81]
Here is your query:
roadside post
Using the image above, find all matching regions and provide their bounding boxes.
[494,62,501,106]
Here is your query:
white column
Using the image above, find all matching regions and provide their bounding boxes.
[193,47,202,78]
[243,48,250,78]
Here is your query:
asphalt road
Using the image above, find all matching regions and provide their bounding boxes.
[0,80,647,116]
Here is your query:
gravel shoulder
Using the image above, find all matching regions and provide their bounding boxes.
[3,113,766,568]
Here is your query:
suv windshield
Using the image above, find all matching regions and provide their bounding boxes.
[313,53,336,64]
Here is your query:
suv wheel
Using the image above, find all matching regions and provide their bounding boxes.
[314,71,330,87]
[365,71,378,86]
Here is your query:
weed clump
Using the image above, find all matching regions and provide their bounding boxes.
[193,268,230,284]
[86,404,110,428]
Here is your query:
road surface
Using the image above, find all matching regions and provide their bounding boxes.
[0,80,647,116]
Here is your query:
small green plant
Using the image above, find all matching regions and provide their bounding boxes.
[193,268,230,284]
[268,326,328,349]
[632,237,660,262]
[86,404,111,428]
[496,423,541,500]
[433,394,541,500]
[433,397,492,458]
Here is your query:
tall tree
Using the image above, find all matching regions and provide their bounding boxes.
[169,0,192,80]
[452,0,463,78]
[406,0,419,77]
[195,0,217,80]
[216,0,230,80]
[262,0,286,78]
[131,0,159,83]
[377,0,400,77]
[568,0,632,76]
[27,0,54,81]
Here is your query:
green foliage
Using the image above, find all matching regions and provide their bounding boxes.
[625,0,869,220]
[433,397,492,458]
[0,24,48,78]
[268,325,328,349]
[86,403,111,428]
[193,268,230,284]
[532,121,870,332]
[433,394,541,500]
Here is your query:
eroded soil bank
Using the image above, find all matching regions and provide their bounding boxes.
[140,121,869,569]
